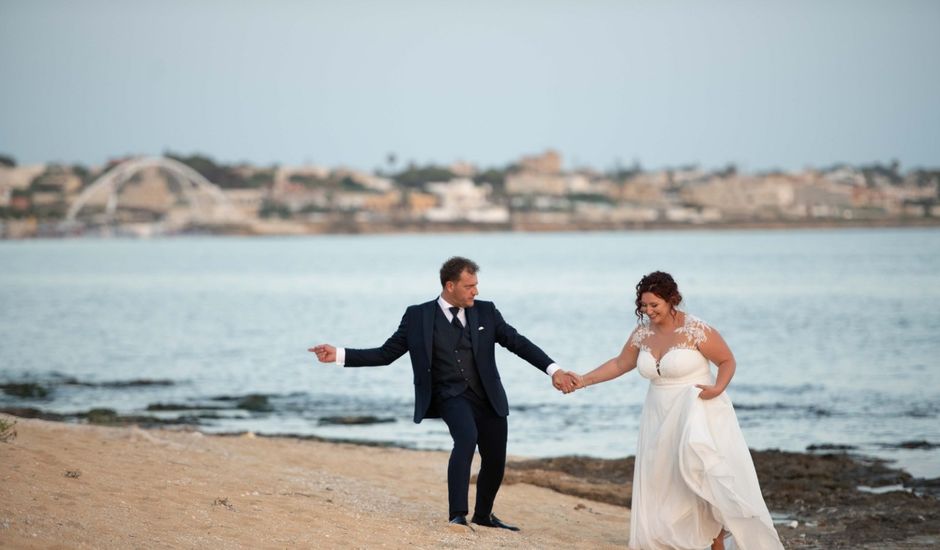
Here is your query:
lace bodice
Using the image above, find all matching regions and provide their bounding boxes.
[631,314,714,383]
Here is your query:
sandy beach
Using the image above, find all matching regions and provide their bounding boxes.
[3,412,939,549]
[0,414,628,549]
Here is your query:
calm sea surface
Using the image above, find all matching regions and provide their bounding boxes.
[2,229,939,477]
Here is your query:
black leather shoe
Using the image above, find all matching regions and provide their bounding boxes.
[449,515,469,526]
[471,513,520,531]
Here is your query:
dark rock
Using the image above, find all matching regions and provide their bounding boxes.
[146,403,224,411]
[0,383,50,399]
[503,455,634,507]
[191,413,225,420]
[94,379,174,388]
[236,394,272,412]
[0,407,67,421]
[64,379,174,388]
[894,440,938,450]
[807,443,857,451]
[84,408,120,425]
[318,415,395,426]
[79,408,198,427]
[209,394,276,412]
[504,450,940,548]
[905,477,940,498]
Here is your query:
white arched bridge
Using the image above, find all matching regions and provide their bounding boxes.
[62,156,243,235]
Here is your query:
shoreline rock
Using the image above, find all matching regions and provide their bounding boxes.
[501,449,940,549]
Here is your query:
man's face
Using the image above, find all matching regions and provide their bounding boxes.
[445,270,479,309]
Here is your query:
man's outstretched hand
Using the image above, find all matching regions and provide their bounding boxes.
[309,344,336,363]
[552,370,584,394]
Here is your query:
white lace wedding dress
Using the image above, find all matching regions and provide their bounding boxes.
[629,315,783,550]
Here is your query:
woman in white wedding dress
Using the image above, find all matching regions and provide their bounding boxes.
[575,272,783,550]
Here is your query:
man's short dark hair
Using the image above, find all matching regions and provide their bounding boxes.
[440,257,480,287]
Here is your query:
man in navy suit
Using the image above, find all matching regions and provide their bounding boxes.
[310,257,577,530]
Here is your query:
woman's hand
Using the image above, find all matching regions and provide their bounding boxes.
[695,384,723,400]
[553,370,583,394]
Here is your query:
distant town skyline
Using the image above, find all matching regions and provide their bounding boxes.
[2,1,939,172]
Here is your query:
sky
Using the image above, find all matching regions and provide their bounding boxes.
[1,0,938,173]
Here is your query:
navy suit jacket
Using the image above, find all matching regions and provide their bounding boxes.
[344,298,554,423]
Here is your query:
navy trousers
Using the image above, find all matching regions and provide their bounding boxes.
[436,389,508,519]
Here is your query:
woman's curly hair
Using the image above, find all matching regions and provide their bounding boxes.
[634,271,683,321]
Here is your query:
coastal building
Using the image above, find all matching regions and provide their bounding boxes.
[272,165,330,195]
[511,210,573,229]
[680,175,796,219]
[332,190,374,211]
[663,205,722,224]
[31,191,63,208]
[361,190,402,213]
[109,167,175,213]
[572,201,660,224]
[609,204,660,223]
[424,178,509,223]
[822,166,866,187]
[0,165,47,190]
[518,149,562,174]
[405,190,437,218]
[505,172,568,196]
[0,165,48,209]
[669,167,710,186]
[276,189,329,213]
[505,150,572,197]
[222,188,266,219]
[566,173,613,196]
[505,172,612,198]
[332,168,395,193]
[448,160,477,178]
[613,172,671,206]
[793,179,854,218]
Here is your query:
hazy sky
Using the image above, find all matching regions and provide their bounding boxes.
[1,0,938,172]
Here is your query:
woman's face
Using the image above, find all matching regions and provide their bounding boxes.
[640,292,672,324]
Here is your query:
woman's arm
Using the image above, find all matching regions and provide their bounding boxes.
[580,339,640,388]
[694,326,736,399]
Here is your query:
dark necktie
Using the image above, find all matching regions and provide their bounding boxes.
[449,307,464,330]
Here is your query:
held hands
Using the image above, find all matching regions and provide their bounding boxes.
[695,384,723,400]
[552,370,585,394]
[309,344,336,363]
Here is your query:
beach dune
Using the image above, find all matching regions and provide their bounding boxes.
[0,414,628,548]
